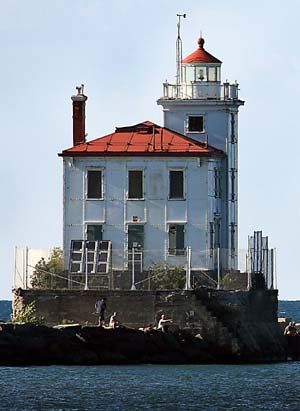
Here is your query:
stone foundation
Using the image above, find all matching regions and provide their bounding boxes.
[13,287,286,362]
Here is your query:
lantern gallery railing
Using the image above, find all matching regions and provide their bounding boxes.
[162,82,239,100]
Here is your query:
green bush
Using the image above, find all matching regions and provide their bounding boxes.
[147,263,185,290]
[31,247,66,289]
[12,301,45,325]
[221,273,233,290]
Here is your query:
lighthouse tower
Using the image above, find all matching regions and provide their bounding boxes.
[157,35,244,270]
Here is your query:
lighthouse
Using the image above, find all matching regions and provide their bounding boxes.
[157,34,244,270]
[60,29,244,289]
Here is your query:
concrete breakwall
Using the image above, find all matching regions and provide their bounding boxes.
[13,288,286,362]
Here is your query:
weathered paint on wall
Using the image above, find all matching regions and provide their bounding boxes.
[63,156,226,272]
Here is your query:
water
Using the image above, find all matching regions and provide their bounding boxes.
[278,301,300,322]
[1,300,299,410]
[1,363,300,410]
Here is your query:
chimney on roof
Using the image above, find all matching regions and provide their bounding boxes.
[71,84,88,146]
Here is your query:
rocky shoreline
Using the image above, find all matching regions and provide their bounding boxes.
[0,323,287,366]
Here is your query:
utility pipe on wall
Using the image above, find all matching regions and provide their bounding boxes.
[131,248,136,290]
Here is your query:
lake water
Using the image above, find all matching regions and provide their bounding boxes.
[1,363,300,411]
[1,300,299,410]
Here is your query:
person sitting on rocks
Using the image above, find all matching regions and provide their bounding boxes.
[284,321,297,336]
[109,312,121,329]
[157,314,173,333]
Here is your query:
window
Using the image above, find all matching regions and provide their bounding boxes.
[208,67,217,82]
[168,224,185,255]
[230,222,236,258]
[196,66,207,81]
[209,222,214,256]
[209,219,221,254]
[87,224,103,241]
[169,170,184,199]
[214,168,221,198]
[188,116,204,132]
[231,113,235,143]
[214,218,220,248]
[87,170,102,199]
[128,170,143,199]
[231,168,236,201]
[185,66,195,82]
[128,225,144,249]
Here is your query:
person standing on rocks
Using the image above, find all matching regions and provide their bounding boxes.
[95,298,107,327]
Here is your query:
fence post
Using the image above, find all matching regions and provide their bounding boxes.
[247,268,252,290]
[131,247,136,290]
[185,246,192,290]
[274,247,278,290]
[25,247,29,289]
[84,241,89,290]
[217,247,221,290]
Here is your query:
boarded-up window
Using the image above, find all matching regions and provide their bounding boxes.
[87,225,103,241]
[87,170,102,199]
[188,116,204,132]
[169,170,184,199]
[168,224,185,255]
[128,170,143,199]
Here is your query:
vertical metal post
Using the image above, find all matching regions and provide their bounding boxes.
[274,247,278,290]
[25,247,29,289]
[185,246,192,290]
[131,247,136,290]
[84,241,89,290]
[247,270,251,290]
[176,13,186,98]
[13,246,17,289]
[217,247,221,290]
[22,248,25,289]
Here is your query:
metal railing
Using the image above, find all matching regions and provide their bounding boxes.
[14,246,278,292]
[161,82,239,100]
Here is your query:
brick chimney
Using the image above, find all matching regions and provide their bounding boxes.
[71,85,88,146]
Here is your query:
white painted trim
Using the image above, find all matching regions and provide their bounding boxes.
[186,114,205,134]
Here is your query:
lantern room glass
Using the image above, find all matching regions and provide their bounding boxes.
[196,67,207,81]
[183,65,221,83]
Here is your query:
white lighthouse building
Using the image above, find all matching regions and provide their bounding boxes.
[158,36,244,271]
[59,34,244,288]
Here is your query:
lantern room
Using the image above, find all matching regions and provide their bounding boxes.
[181,37,221,84]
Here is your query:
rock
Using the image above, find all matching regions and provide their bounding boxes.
[0,323,287,365]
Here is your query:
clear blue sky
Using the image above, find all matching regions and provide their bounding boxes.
[1,0,299,300]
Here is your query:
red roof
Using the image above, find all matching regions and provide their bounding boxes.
[59,121,223,158]
[182,37,222,64]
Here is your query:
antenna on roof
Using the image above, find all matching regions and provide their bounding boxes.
[176,13,186,98]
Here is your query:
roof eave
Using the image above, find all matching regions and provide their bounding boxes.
[58,151,224,158]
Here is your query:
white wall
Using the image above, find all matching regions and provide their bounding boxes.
[63,156,226,272]
[161,102,237,151]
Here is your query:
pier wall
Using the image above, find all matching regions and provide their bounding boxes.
[13,287,285,362]
[12,288,276,327]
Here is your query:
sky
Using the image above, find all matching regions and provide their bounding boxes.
[1,0,299,300]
